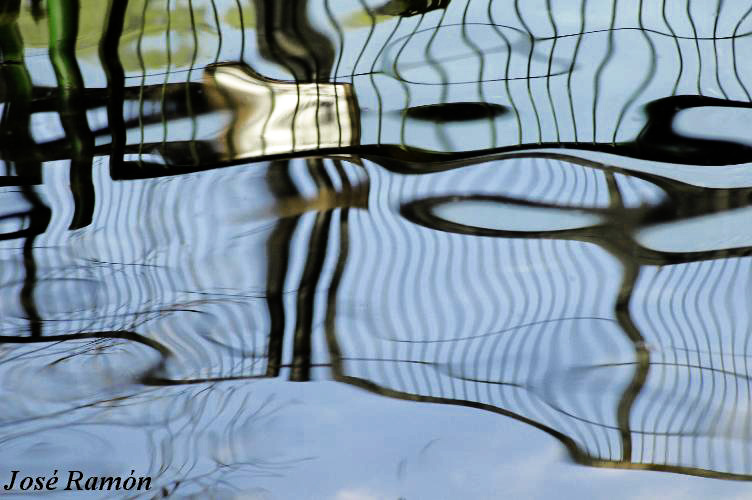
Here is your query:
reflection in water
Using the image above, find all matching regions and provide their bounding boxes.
[4,0,752,495]
[203,63,360,161]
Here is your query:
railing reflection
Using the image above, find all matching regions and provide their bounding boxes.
[3,0,752,490]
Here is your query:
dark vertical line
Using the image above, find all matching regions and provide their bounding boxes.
[514,0,543,142]
[488,2,522,144]
[290,158,334,382]
[19,183,51,338]
[611,0,656,144]
[99,0,128,177]
[614,258,649,463]
[371,16,402,145]
[731,5,752,101]
[545,0,561,142]
[712,0,729,99]
[685,0,702,94]
[264,161,299,377]
[566,0,587,142]
[591,0,618,144]
[48,0,96,229]
[324,210,349,377]
[136,0,149,165]
[323,0,345,145]
[461,0,496,149]
[186,0,200,165]
[394,13,426,148]
[234,0,246,62]
[605,171,624,210]
[324,160,353,377]
[161,0,172,157]
[663,0,684,95]
[210,0,223,61]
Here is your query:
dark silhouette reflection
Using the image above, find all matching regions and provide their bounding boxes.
[372,0,451,17]
[6,0,752,493]
[252,0,335,82]
[403,102,509,122]
[99,0,128,177]
[0,1,50,338]
[393,154,752,478]
[47,0,96,230]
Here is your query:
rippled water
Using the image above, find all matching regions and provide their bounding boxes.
[4,0,752,498]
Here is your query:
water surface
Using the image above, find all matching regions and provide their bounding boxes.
[3,0,752,498]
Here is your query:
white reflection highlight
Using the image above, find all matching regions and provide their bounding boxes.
[204,64,360,160]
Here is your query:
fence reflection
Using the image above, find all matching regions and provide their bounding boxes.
[2,0,752,489]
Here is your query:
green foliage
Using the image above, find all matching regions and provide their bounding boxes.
[14,0,256,71]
